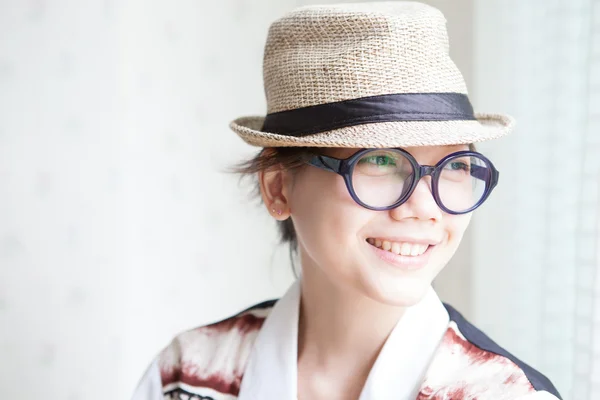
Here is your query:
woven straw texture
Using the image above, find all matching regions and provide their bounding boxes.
[230,1,515,148]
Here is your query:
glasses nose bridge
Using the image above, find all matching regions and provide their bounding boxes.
[417,165,437,181]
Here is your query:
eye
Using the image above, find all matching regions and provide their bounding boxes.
[445,161,470,172]
[359,155,397,167]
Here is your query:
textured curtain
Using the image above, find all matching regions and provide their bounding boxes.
[471,0,600,398]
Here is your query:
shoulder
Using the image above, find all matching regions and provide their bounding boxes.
[157,299,277,399]
[444,304,561,396]
[418,304,562,400]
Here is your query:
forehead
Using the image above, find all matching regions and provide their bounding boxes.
[322,144,470,162]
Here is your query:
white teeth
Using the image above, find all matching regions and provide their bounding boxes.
[410,245,422,256]
[400,242,412,256]
[368,238,430,257]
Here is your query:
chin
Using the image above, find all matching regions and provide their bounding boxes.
[363,276,432,308]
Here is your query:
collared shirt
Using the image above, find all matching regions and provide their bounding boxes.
[132,280,562,400]
[238,280,450,399]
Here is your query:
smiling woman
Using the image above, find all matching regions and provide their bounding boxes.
[132,2,561,400]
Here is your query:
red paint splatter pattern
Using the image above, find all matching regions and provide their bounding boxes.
[416,321,536,400]
[156,306,541,400]
[158,306,270,398]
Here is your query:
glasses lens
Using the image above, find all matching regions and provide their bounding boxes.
[351,149,414,208]
[437,154,489,213]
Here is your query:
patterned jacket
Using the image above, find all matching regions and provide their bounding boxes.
[132,282,561,400]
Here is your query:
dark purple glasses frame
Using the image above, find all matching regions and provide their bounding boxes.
[307,148,499,215]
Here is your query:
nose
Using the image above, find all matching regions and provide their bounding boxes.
[389,176,442,222]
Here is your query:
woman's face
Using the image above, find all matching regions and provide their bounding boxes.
[284,145,473,307]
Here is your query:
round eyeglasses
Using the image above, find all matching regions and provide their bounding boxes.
[307,148,499,215]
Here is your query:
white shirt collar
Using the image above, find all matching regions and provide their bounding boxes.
[238,280,449,400]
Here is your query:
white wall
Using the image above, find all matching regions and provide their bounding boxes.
[0,2,126,398]
[0,1,296,398]
[471,0,600,397]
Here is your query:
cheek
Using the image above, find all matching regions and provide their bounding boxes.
[444,214,472,250]
[425,214,471,282]
[288,169,369,261]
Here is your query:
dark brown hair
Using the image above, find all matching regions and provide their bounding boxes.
[232,144,476,254]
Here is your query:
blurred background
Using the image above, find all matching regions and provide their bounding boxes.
[0,0,599,399]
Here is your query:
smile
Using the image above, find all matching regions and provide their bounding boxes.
[367,238,430,256]
[366,237,438,270]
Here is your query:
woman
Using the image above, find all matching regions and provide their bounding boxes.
[132,2,562,399]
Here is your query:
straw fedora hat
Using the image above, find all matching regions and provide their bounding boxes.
[230,1,515,148]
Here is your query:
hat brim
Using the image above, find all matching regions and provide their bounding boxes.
[230,113,515,148]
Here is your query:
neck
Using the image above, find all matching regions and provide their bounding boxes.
[296,253,406,374]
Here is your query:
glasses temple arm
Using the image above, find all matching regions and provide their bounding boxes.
[471,164,499,187]
[471,164,489,181]
[307,155,343,173]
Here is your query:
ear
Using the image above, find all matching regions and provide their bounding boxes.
[259,164,292,221]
